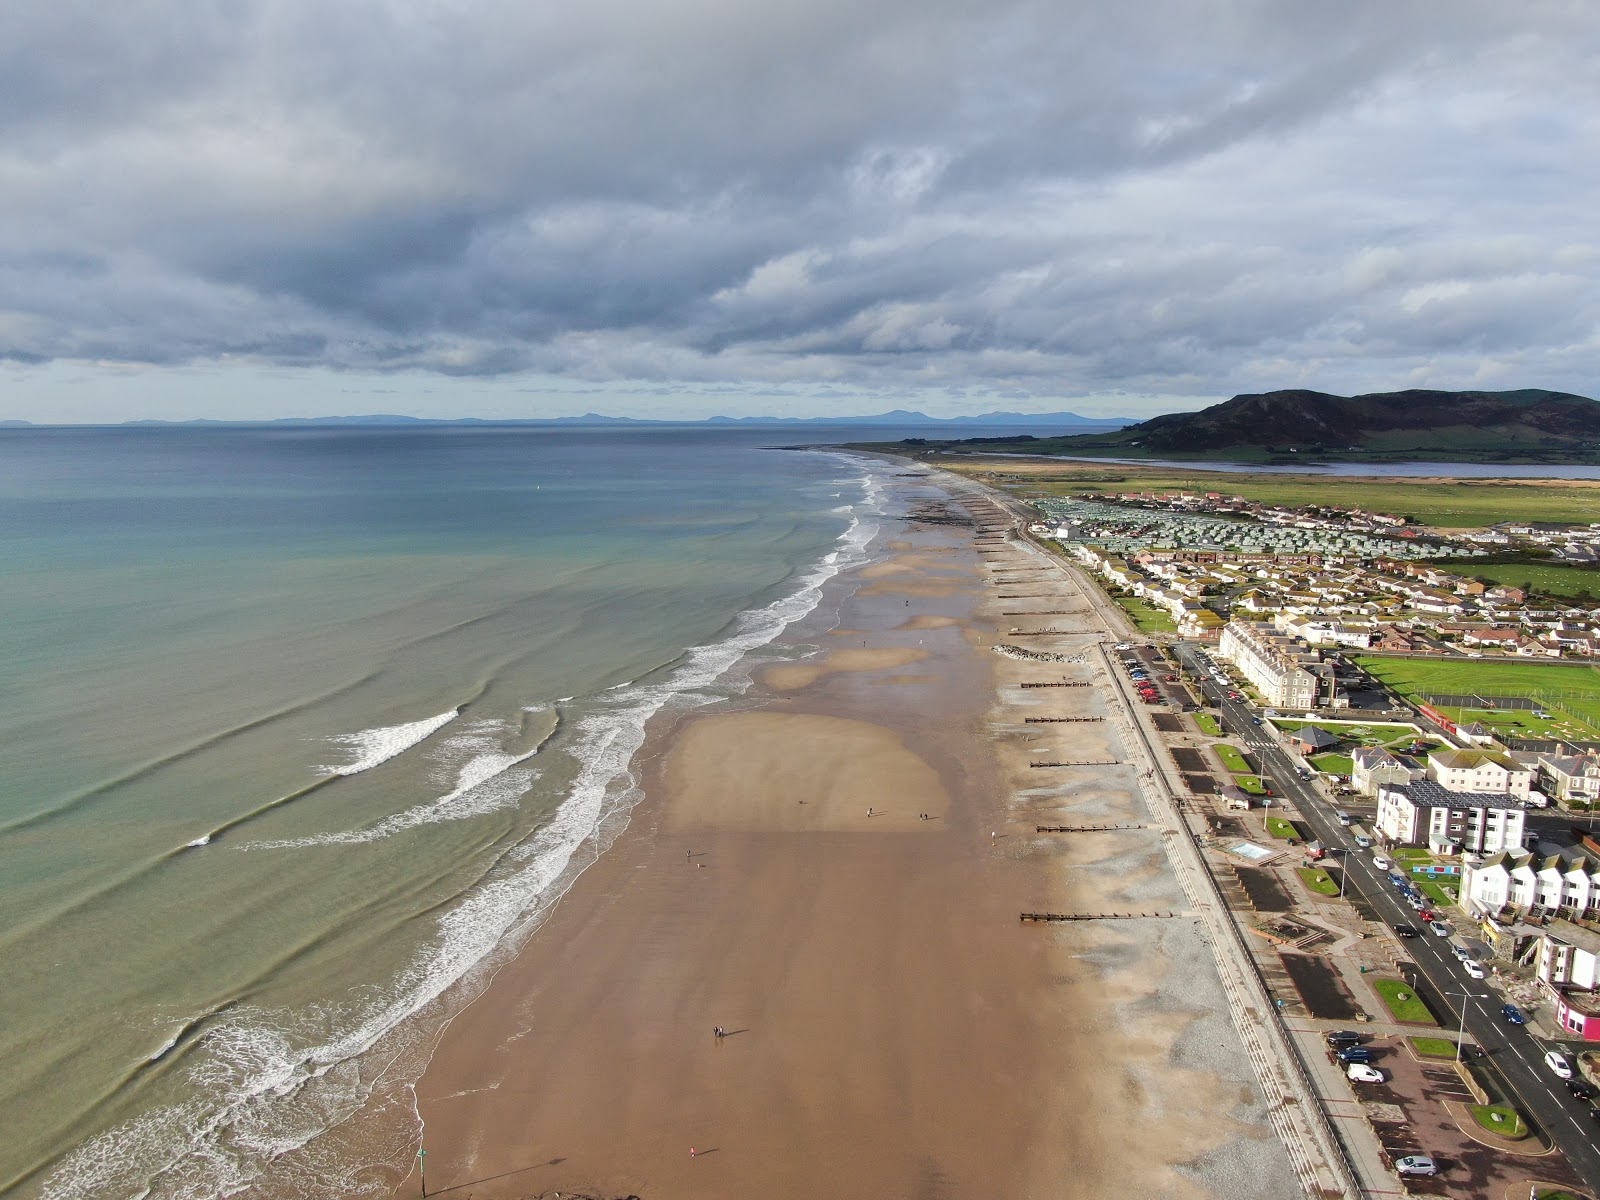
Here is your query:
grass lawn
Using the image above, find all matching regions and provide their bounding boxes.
[1352,656,1600,739]
[1392,847,1434,862]
[1418,880,1459,906]
[1194,712,1223,736]
[1310,753,1354,777]
[1214,744,1251,772]
[939,458,1600,528]
[1265,816,1299,839]
[1235,775,1267,794]
[1469,1104,1529,1139]
[1298,867,1340,896]
[1535,1192,1583,1200]
[1472,561,1600,602]
[1273,719,1417,744]
[1114,595,1178,634]
[1429,703,1580,742]
[1409,1036,1459,1059]
[1373,978,1439,1025]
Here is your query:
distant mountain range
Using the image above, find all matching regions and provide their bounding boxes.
[892,388,1600,464]
[0,409,1131,430]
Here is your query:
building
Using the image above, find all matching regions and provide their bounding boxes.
[1375,780,1528,854]
[1351,747,1418,796]
[1462,848,1600,918]
[1217,620,1339,709]
[1532,752,1600,804]
[1426,748,1533,799]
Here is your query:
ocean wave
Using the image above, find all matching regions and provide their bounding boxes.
[318,709,460,777]
[248,721,539,850]
[37,454,890,1200]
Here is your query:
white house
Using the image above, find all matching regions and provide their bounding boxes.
[1426,749,1532,800]
[1375,780,1528,854]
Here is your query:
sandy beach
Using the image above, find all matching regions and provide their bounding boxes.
[389,473,1298,1200]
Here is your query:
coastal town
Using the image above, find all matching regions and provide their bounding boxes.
[974,472,1600,1197]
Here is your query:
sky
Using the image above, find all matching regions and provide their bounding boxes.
[2,0,1598,423]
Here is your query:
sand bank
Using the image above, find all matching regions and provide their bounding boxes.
[386,475,1296,1200]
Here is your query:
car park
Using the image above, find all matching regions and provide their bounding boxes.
[1393,923,1418,938]
[1394,1155,1439,1178]
[1546,1050,1575,1079]
[1346,1063,1385,1083]
[1502,1004,1526,1025]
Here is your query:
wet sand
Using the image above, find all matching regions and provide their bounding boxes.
[392,475,1296,1199]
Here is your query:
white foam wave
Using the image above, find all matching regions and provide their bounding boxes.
[250,722,538,850]
[39,455,890,1200]
[318,710,460,777]
[184,836,210,849]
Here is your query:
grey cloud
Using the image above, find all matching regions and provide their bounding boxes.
[2,0,1599,410]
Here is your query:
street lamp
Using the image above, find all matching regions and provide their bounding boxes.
[1445,988,1491,1063]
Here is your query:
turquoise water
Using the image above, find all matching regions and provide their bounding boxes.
[0,426,890,1199]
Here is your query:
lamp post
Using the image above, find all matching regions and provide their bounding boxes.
[1446,988,1491,1063]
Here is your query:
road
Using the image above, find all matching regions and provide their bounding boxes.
[1174,642,1600,1190]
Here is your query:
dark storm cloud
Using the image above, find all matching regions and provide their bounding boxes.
[1,0,1597,405]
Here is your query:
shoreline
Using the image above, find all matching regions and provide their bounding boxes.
[368,467,1300,1199]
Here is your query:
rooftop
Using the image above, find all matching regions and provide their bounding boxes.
[1387,779,1529,811]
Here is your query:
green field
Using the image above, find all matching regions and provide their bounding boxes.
[1273,720,1417,744]
[939,459,1600,529]
[1265,816,1298,839]
[1373,978,1439,1025]
[1353,656,1600,738]
[1235,775,1267,794]
[1469,1104,1529,1139]
[1194,712,1223,736]
[1214,744,1251,772]
[1409,1036,1459,1059]
[1298,867,1340,896]
[1471,561,1600,601]
[1113,595,1177,633]
[1418,880,1459,906]
[1310,753,1354,777]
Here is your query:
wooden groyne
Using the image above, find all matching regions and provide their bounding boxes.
[1008,629,1095,637]
[1030,759,1122,768]
[1021,911,1178,922]
[1036,823,1146,832]
[1002,609,1087,616]
[1024,716,1104,723]
[1019,681,1091,689]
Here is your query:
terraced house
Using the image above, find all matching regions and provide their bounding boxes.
[1217,620,1340,709]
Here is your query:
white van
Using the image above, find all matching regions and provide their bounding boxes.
[1335,811,1354,826]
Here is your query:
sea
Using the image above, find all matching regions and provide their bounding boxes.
[0,421,1026,1200]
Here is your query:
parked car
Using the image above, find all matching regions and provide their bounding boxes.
[1431,921,1453,937]
[1546,1050,1575,1079]
[1501,1004,1526,1025]
[1463,960,1486,979]
[1346,1063,1385,1083]
[1419,909,1436,922]
[1568,1077,1599,1101]
[1387,872,1407,887]
[1336,1046,1374,1064]
[1325,1030,1364,1047]
[1370,855,1390,870]
[1393,923,1418,938]
[1451,944,1473,961]
[1393,1155,1439,1178]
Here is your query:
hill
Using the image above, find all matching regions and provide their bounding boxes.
[877,389,1600,463]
